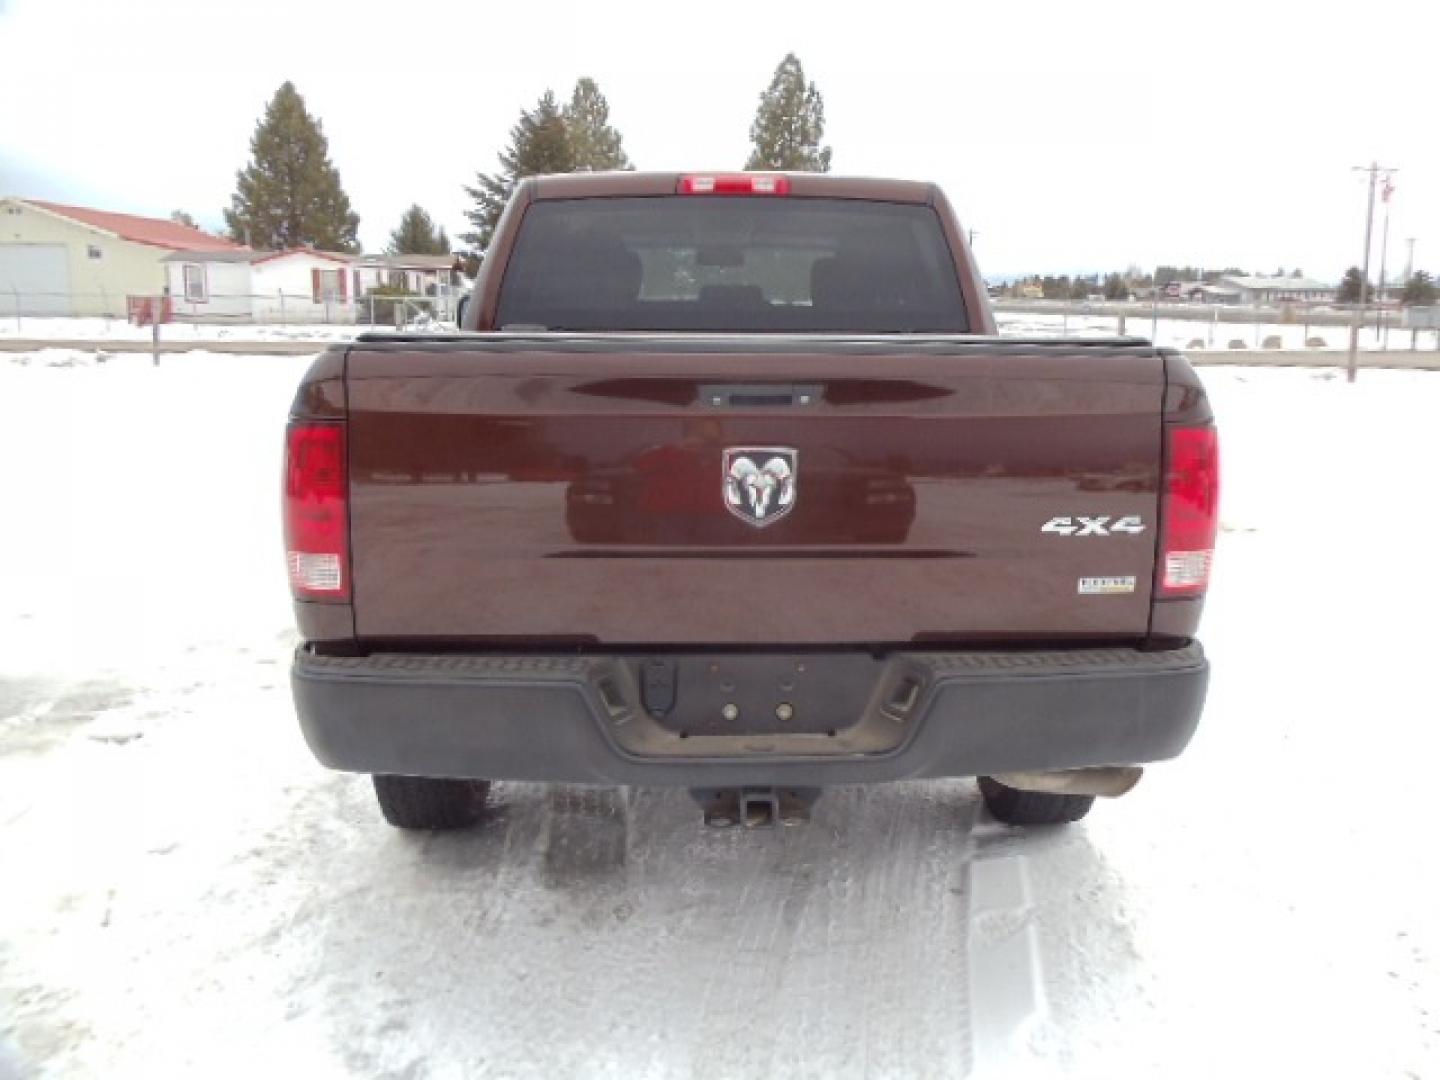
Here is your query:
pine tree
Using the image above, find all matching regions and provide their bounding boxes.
[1401,270,1436,307]
[1338,266,1371,304]
[744,53,832,172]
[224,82,360,252]
[461,91,576,252]
[170,210,198,229]
[1041,275,1072,300]
[388,205,451,255]
[564,77,631,171]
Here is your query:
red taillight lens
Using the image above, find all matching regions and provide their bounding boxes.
[1159,425,1220,597]
[284,422,349,600]
[678,174,791,195]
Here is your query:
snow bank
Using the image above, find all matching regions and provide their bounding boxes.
[2,313,1426,354]
[0,317,452,344]
[0,349,312,684]
[995,310,1422,352]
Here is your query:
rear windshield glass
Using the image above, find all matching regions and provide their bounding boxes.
[495,196,968,333]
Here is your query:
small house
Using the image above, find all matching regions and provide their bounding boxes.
[353,253,457,296]
[351,253,466,322]
[1183,283,1242,304]
[164,248,357,323]
[1216,275,1335,306]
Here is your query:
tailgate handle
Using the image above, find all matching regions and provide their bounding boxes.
[699,384,823,408]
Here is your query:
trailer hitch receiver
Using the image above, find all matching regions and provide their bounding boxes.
[691,787,820,828]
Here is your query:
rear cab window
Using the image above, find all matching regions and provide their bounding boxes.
[496,196,968,333]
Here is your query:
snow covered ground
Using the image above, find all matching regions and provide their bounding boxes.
[3,313,1432,355]
[1,348,1437,1078]
[0,317,438,344]
[993,310,1424,352]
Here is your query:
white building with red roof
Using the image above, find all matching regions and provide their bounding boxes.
[0,196,244,317]
[163,247,358,323]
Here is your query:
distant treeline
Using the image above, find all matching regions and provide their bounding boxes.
[999,266,1266,301]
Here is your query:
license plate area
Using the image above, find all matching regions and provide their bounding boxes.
[635,654,883,738]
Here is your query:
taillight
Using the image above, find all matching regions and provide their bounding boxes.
[677,174,790,195]
[1159,425,1220,597]
[284,422,349,600]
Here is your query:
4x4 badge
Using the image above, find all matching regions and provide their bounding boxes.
[724,448,797,527]
[1041,515,1147,537]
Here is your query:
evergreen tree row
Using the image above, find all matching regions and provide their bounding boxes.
[222,82,451,257]
[224,55,839,258]
[1000,267,1438,307]
[462,54,832,252]
[215,76,1439,307]
[461,78,633,251]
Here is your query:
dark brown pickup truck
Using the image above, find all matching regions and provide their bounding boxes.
[284,172,1217,832]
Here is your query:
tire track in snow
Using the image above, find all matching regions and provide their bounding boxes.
[0,673,1047,1080]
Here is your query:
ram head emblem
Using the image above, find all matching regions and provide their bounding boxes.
[723,448,798,527]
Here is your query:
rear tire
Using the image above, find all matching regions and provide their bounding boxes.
[978,776,1094,826]
[372,774,490,830]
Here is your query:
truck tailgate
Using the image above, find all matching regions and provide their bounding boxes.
[345,336,1165,645]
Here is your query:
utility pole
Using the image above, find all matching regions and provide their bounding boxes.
[1151,266,1160,342]
[1348,163,1397,383]
[1376,175,1395,337]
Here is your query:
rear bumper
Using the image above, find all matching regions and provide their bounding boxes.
[291,642,1208,787]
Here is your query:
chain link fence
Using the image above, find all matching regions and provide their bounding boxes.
[0,287,465,328]
[993,298,1440,352]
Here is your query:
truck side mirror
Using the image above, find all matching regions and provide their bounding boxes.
[456,293,470,329]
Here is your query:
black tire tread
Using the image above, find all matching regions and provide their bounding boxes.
[372,774,490,830]
[978,776,1094,826]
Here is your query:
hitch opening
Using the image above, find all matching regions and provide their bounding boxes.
[691,787,819,828]
[742,788,779,828]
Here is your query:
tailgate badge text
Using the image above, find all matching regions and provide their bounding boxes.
[1042,515,1146,537]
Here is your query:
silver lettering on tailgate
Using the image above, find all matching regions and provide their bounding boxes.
[1042,515,1147,537]
[1078,576,1137,595]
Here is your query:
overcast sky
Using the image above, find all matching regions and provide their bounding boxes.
[1,0,1434,280]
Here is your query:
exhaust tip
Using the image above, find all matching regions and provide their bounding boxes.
[989,766,1143,799]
